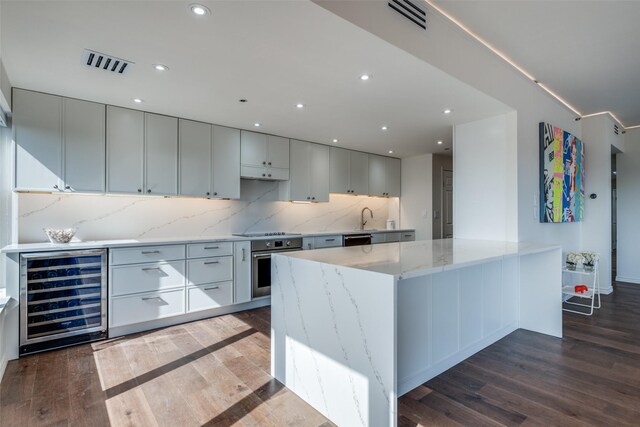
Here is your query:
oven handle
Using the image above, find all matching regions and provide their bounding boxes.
[252,249,301,259]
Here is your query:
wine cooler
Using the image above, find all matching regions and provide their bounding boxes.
[19,249,107,355]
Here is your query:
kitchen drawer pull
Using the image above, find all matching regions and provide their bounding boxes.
[242,248,246,261]
[141,250,161,254]
[325,238,336,242]
[404,234,413,237]
[204,246,220,250]
[141,267,162,271]
[142,297,164,302]
[204,261,220,265]
[204,286,220,291]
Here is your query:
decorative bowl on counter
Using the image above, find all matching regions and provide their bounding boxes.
[43,228,76,244]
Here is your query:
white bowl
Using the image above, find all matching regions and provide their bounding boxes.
[43,228,76,244]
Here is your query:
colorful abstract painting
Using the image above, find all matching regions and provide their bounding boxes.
[539,122,584,223]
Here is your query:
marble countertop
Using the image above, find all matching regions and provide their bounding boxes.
[0,228,414,253]
[276,238,561,280]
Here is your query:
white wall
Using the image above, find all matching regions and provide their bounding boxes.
[454,113,518,241]
[581,115,619,293]
[314,0,582,249]
[17,181,396,243]
[617,128,640,284]
[400,153,433,240]
[0,119,15,287]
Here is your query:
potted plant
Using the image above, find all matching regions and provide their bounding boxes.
[566,252,584,271]
[582,251,599,271]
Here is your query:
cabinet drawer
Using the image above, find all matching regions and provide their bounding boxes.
[187,282,233,313]
[385,232,401,243]
[187,256,233,285]
[266,167,289,181]
[371,233,386,244]
[110,245,185,265]
[241,165,266,179]
[400,231,416,242]
[110,289,185,327]
[110,260,186,297]
[314,235,342,249]
[187,241,233,259]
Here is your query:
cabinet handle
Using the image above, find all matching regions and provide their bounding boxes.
[307,196,311,200]
[242,248,246,261]
[204,246,220,250]
[53,184,59,190]
[141,250,160,254]
[268,173,272,177]
[213,192,218,196]
[204,261,220,265]
[268,162,272,166]
[206,192,210,196]
[138,189,142,193]
[65,185,71,190]
[262,161,266,165]
[326,238,335,242]
[204,286,220,291]
[147,189,152,193]
[142,297,164,302]
[142,267,162,271]
[311,196,315,200]
[262,173,266,177]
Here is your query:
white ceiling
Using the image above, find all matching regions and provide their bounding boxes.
[436,0,640,127]
[0,0,511,158]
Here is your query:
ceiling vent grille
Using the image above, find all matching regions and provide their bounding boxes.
[614,124,619,135]
[388,0,427,30]
[82,49,134,75]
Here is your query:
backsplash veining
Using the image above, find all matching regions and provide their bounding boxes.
[18,180,397,243]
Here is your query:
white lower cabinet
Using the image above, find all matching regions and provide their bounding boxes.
[111,289,185,328]
[385,232,401,243]
[187,256,233,286]
[314,235,342,249]
[187,282,234,313]
[371,233,386,244]
[234,241,252,304]
[110,260,186,297]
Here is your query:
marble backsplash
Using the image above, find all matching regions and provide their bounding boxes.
[18,180,398,243]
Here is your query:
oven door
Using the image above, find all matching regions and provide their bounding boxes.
[251,249,300,299]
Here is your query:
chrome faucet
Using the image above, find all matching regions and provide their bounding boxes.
[361,207,373,230]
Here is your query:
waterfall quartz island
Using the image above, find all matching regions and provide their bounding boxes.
[271,238,562,427]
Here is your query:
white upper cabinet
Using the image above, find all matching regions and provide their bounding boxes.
[329,147,369,196]
[240,131,289,180]
[385,157,401,197]
[212,125,240,199]
[145,113,178,196]
[368,155,387,197]
[63,98,105,193]
[107,106,144,194]
[282,140,329,202]
[14,89,63,191]
[179,119,212,198]
[14,89,106,193]
[369,154,401,197]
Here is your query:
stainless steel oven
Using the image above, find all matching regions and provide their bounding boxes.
[251,237,303,298]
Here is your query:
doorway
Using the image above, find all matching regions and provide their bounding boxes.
[442,169,453,238]
[432,154,453,239]
[612,151,618,281]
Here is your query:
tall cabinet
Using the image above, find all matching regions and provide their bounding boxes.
[280,139,330,202]
[107,107,178,195]
[14,89,105,193]
[179,119,240,199]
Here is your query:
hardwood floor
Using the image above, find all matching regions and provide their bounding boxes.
[2,282,640,426]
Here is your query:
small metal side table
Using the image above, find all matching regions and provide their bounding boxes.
[562,261,600,316]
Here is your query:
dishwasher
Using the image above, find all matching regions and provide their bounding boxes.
[19,249,107,355]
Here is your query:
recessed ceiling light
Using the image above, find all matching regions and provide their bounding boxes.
[332,139,339,143]
[443,109,452,114]
[154,64,168,71]
[388,150,394,154]
[381,126,388,131]
[190,4,210,16]
[360,74,371,81]
[437,140,443,145]
[296,103,305,109]
[254,123,261,127]
[133,98,143,103]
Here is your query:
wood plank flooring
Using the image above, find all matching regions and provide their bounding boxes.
[2,282,640,426]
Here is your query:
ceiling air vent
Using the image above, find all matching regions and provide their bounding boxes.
[388,0,427,30]
[81,49,134,75]
[614,124,619,135]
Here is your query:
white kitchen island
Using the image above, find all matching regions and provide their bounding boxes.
[271,238,562,427]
